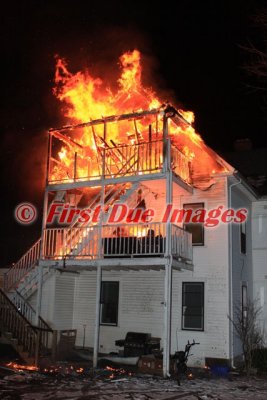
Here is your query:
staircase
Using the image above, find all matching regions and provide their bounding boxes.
[0,288,53,365]
[64,182,149,257]
[4,238,41,294]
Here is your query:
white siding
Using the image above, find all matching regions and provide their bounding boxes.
[72,271,97,347]
[173,176,230,364]
[53,272,76,330]
[252,200,267,340]
[231,185,253,357]
[28,270,56,327]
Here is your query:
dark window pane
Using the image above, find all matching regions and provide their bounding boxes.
[182,282,204,331]
[184,315,203,329]
[101,303,118,324]
[240,222,246,254]
[100,281,119,325]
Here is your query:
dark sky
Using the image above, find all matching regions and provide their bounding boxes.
[1,0,267,266]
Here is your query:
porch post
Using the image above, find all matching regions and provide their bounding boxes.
[93,264,102,368]
[35,265,43,326]
[163,114,173,378]
[35,188,49,326]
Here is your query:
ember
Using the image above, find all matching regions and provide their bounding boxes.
[104,365,133,379]
[40,364,86,375]
[5,362,39,372]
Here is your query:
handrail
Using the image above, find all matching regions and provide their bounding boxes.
[0,288,38,358]
[4,238,41,291]
[49,140,165,182]
[12,290,53,332]
[42,222,193,262]
[0,288,53,363]
[11,290,36,324]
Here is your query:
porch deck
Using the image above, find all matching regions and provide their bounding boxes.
[47,108,192,187]
[42,222,193,270]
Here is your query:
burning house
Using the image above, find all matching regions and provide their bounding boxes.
[1,50,266,377]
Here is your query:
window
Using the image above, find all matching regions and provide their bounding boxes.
[100,281,119,325]
[182,282,204,330]
[183,203,204,245]
[242,284,248,324]
[240,221,246,254]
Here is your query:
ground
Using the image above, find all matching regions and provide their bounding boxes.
[1,366,267,400]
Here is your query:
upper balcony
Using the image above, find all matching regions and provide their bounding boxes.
[41,222,193,270]
[46,107,192,189]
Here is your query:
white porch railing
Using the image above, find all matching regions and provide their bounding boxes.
[48,139,192,185]
[42,223,192,262]
[4,238,41,291]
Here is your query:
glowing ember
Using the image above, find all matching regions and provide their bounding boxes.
[6,362,38,372]
[41,364,85,375]
[104,365,133,379]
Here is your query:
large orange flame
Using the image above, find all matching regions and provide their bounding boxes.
[51,49,227,182]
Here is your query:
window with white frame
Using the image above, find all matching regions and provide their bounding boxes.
[182,282,204,330]
[183,203,204,246]
[100,281,119,325]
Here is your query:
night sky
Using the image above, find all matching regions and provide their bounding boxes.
[1,0,267,266]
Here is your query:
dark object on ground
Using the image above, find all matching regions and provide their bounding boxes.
[172,340,199,385]
[0,343,23,362]
[252,348,267,372]
[115,332,160,357]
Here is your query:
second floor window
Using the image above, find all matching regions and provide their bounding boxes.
[183,203,204,246]
[240,221,246,254]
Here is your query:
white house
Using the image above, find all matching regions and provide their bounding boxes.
[1,104,265,376]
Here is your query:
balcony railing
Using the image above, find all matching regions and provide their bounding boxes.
[48,138,191,185]
[42,223,192,263]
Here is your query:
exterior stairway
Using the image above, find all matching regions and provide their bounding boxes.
[0,288,53,365]
[64,182,149,257]
[1,181,150,363]
[4,238,41,295]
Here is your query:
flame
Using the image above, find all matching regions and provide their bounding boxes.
[50,49,228,183]
[6,362,38,371]
[104,365,132,378]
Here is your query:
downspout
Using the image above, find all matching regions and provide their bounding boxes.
[228,173,242,368]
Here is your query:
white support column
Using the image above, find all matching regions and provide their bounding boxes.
[163,114,173,378]
[35,188,49,326]
[35,265,43,326]
[163,259,173,377]
[93,264,102,368]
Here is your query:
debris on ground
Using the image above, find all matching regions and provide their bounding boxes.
[0,361,267,399]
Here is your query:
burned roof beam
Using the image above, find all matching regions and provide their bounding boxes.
[48,108,162,133]
[50,130,83,149]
